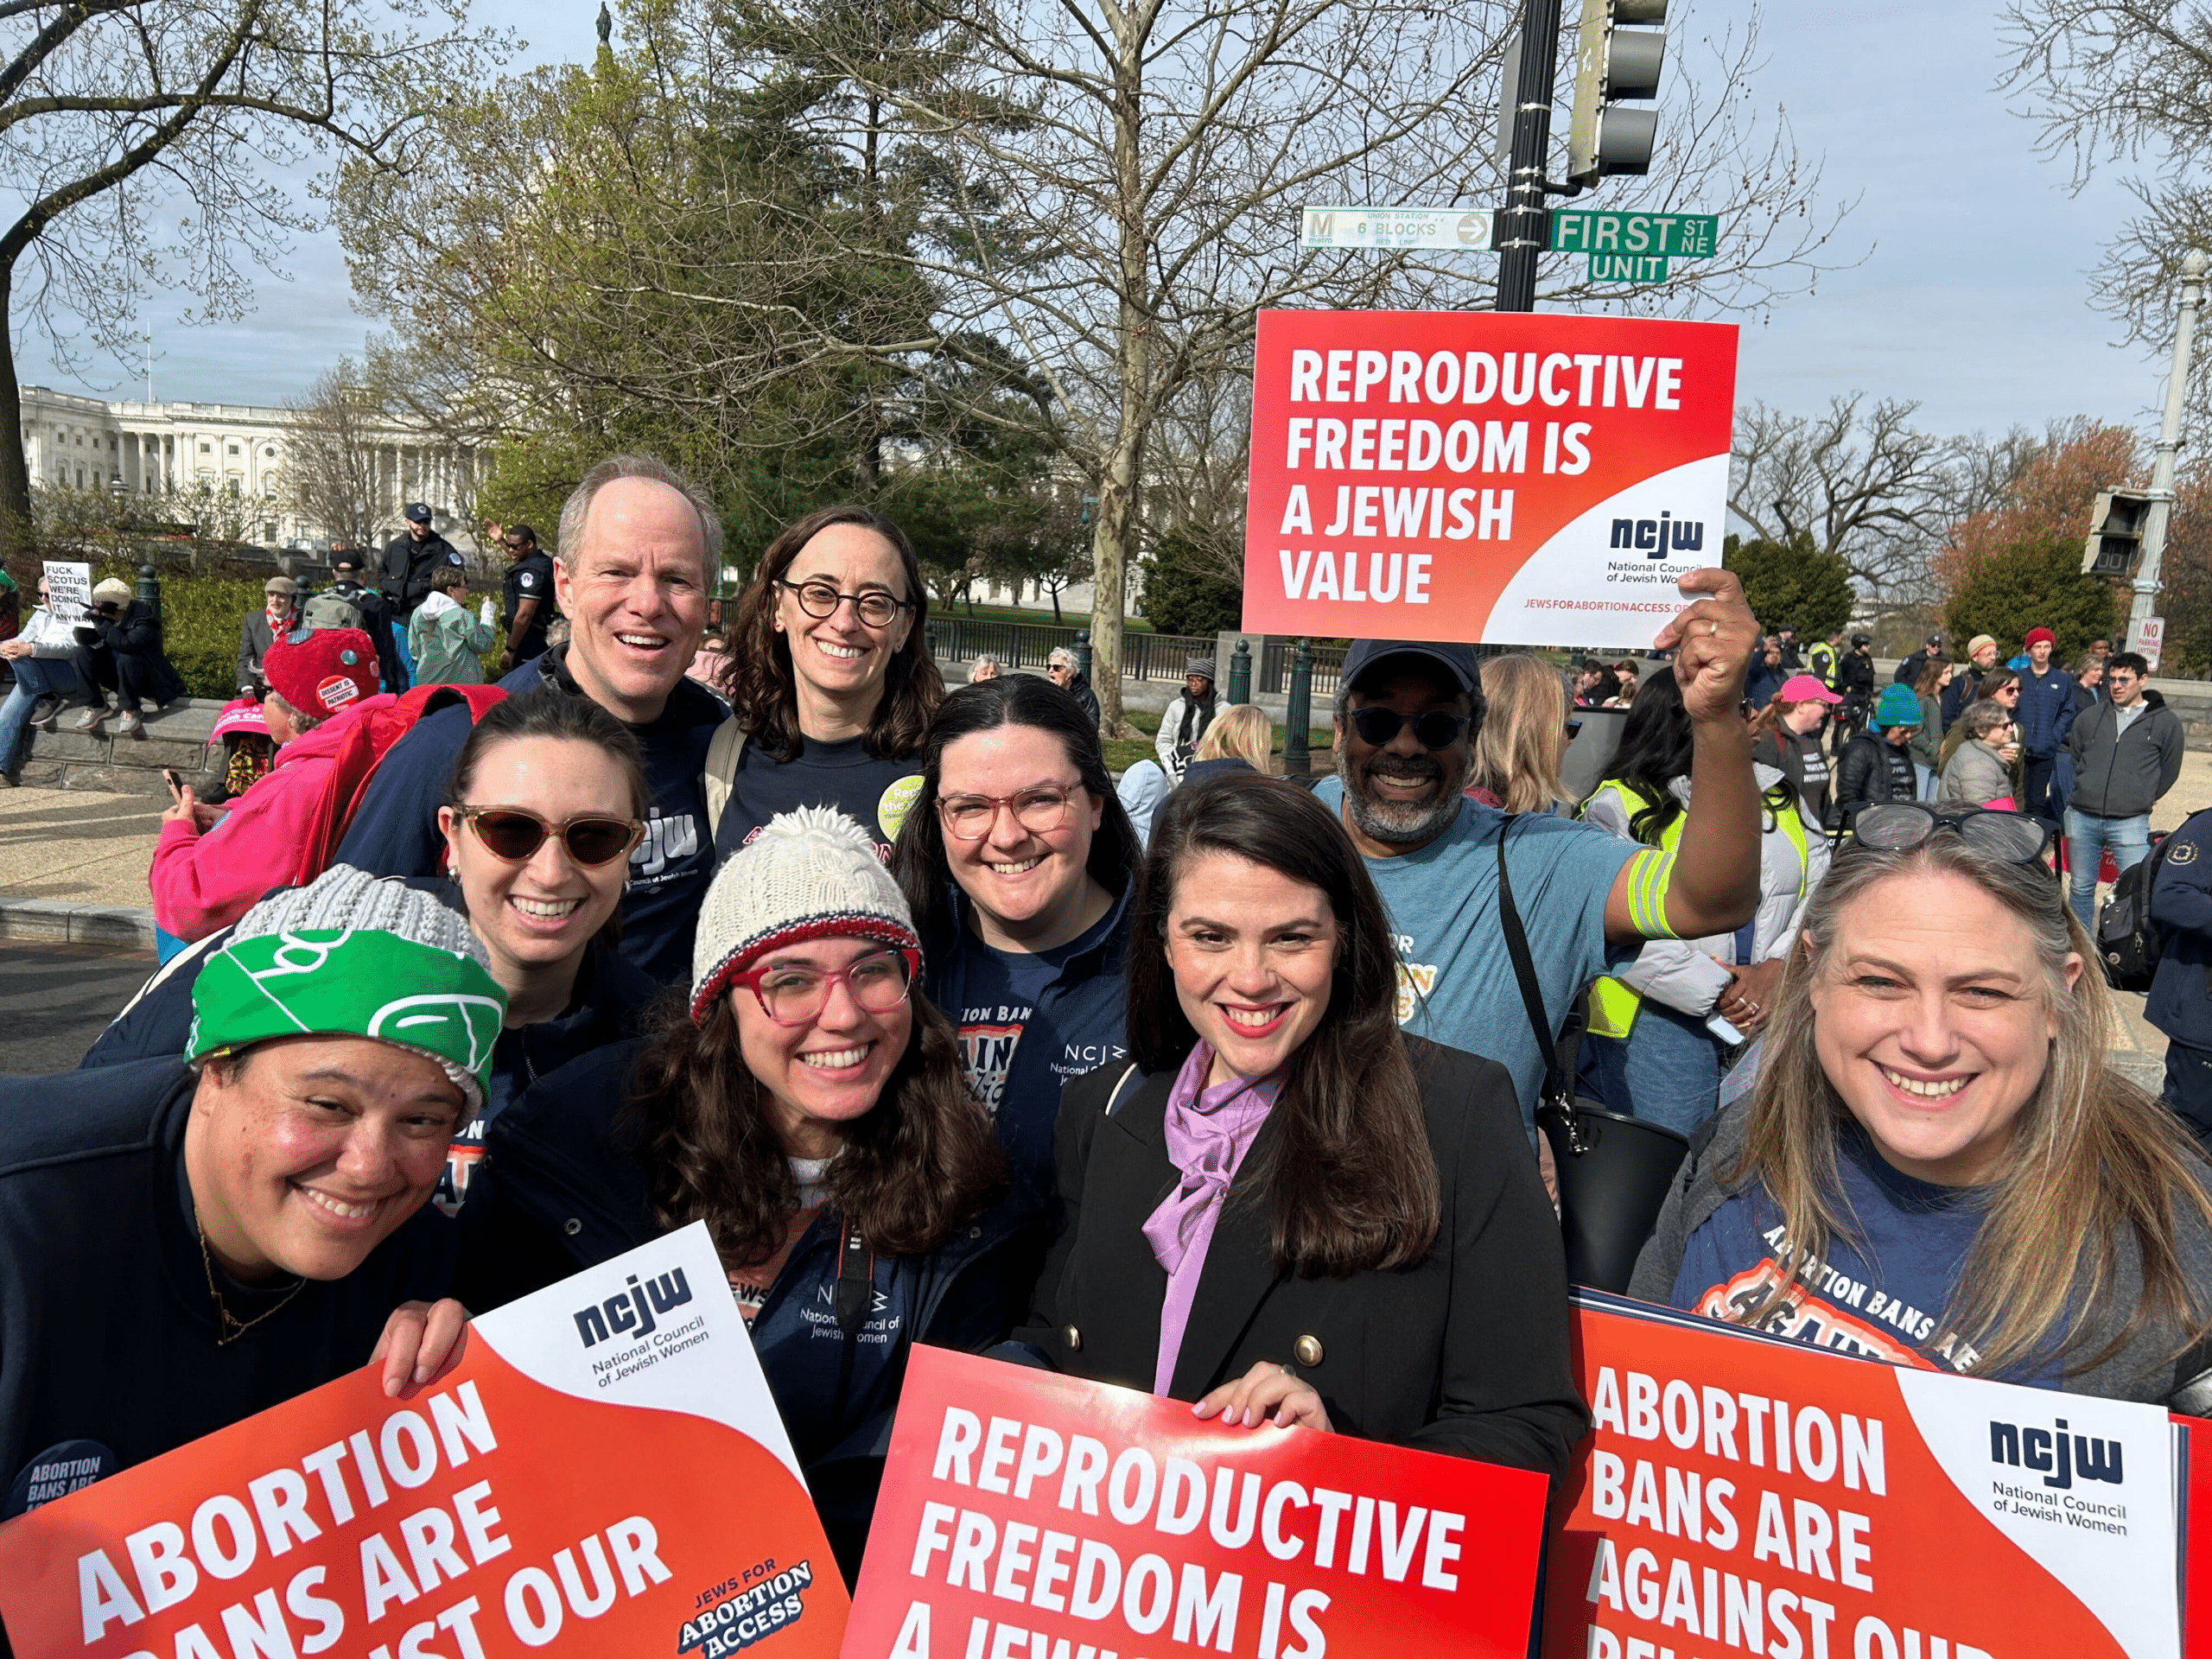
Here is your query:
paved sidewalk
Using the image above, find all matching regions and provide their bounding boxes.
[0,783,159,906]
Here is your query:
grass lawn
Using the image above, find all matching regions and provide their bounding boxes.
[1102,708,1333,775]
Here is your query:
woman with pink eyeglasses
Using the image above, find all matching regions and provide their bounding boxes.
[454,805,1038,1583]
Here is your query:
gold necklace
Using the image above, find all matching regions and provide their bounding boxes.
[194,1211,304,1346]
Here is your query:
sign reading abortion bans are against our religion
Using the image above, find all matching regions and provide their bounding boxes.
[844,1346,1549,1659]
[0,1224,849,1659]
[1242,311,1738,649]
[1542,1294,2181,1659]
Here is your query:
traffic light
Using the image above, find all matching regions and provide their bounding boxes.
[1567,0,1667,187]
[2082,488,2153,576]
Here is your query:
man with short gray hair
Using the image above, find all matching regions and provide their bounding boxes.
[336,454,726,982]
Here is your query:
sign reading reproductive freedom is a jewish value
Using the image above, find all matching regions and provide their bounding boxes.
[1243,311,1737,648]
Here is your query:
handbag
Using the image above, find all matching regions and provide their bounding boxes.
[1496,817,1691,1293]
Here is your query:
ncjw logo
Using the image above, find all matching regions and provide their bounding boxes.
[1989,1417,2123,1490]
[574,1268,693,1349]
[1610,512,1706,557]
[634,809,701,877]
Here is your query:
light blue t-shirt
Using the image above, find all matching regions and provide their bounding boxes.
[1313,777,1637,1128]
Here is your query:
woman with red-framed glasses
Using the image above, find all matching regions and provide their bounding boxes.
[453,805,1037,1583]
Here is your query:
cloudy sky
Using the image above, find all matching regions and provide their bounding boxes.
[11,0,2177,447]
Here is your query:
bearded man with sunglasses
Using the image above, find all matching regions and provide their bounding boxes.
[1312,568,1763,1131]
[337,454,726,985]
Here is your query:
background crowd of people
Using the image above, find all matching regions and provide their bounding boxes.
[5,453,2212,1630]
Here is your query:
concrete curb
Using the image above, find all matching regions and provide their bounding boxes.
[0,896,157,951]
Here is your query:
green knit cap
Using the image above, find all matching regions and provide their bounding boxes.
[186,867,505,1113]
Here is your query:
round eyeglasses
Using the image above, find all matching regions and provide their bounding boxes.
[460,806,644,868]
[1347,706,1471,749]
[729,947,920,1026]
[777,578,912,629]
[937,785,1081,842]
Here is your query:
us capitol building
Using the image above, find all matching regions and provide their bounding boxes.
[16,382,482,550]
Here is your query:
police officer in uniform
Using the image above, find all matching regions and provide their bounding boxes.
[496,522,557,671]
[1832,633,1875,755]
[2149,807,2212,1143]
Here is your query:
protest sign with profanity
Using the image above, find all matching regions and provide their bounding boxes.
[0,1223,849,1659]
[843,1346,1548,1659]
[1542,1294,2180,1659]
[1242,311,1737,649]
[41,561,92,622]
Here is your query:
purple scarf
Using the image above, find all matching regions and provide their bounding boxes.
[1141,1041,1286,1395]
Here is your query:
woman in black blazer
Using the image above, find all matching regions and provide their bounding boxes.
[1016,772,1586,1483]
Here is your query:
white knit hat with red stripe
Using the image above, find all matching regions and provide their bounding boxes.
[689,805,921,1022]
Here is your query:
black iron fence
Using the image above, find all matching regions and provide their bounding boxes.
[1260,639,1345,699]
[925,619,1219,683]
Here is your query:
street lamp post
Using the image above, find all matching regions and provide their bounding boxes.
[2133,249,2209,644]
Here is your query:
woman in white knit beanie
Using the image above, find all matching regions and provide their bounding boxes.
[454,804,1038,1584]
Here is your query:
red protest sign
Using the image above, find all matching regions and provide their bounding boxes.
[844,1347,1547,1659]
[1542,1296,2180,1659]
[1242,311,1737,649]
[0,1224,849,1659]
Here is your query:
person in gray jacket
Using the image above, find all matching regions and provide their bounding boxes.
[2063,651,2183,925]
[1935,701,2018,809]
[1630,810,2212,1411]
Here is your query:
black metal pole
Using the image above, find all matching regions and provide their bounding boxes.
[1495,0,1562,313]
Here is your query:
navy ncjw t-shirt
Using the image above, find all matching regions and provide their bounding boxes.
[1669,1122,2053,1385]
[710,733,923,866]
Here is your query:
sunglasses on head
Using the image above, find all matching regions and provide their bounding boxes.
[460,806,644,868]
[1847,803,2051,864]
[1348,705,1471,749]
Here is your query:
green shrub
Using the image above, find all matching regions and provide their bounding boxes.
[1945,537,2118,664]
[1722,532,1854,639]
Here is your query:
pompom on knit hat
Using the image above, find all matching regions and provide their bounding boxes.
[690,805,921,1024]
[186,865,505,1116]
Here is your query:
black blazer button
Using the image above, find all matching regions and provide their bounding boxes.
[563,1217,582,1236]
[1294,1334,1324,1367]
[1064,1325,1083,1353]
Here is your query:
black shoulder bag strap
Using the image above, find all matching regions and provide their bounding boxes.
[1497,816,1591,1154]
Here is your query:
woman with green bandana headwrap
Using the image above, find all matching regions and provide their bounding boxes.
[0,866,502,1520]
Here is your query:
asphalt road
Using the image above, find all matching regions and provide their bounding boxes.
[0,942,155,1073]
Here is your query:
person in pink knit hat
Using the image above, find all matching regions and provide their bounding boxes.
[151,626,389,943]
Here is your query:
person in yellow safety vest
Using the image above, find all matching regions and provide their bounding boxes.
[1806,632,1840,690]
[1575,674,1829,1134]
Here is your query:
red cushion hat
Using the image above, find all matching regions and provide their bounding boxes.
[264,626,378,715]
[2024,626,2056,650]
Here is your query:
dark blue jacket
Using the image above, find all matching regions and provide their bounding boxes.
[452,1041,1043,1581]
[1744,659,1783,709]
[0,1060,454,1516]
[2148,810,2212,1050]
[920,876,1134,1192]
[332,647,726,985]
[2017,662,2080,760]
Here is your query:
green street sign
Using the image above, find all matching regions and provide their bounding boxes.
[1550,210,1719,259]
[1589,251,1670,284]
